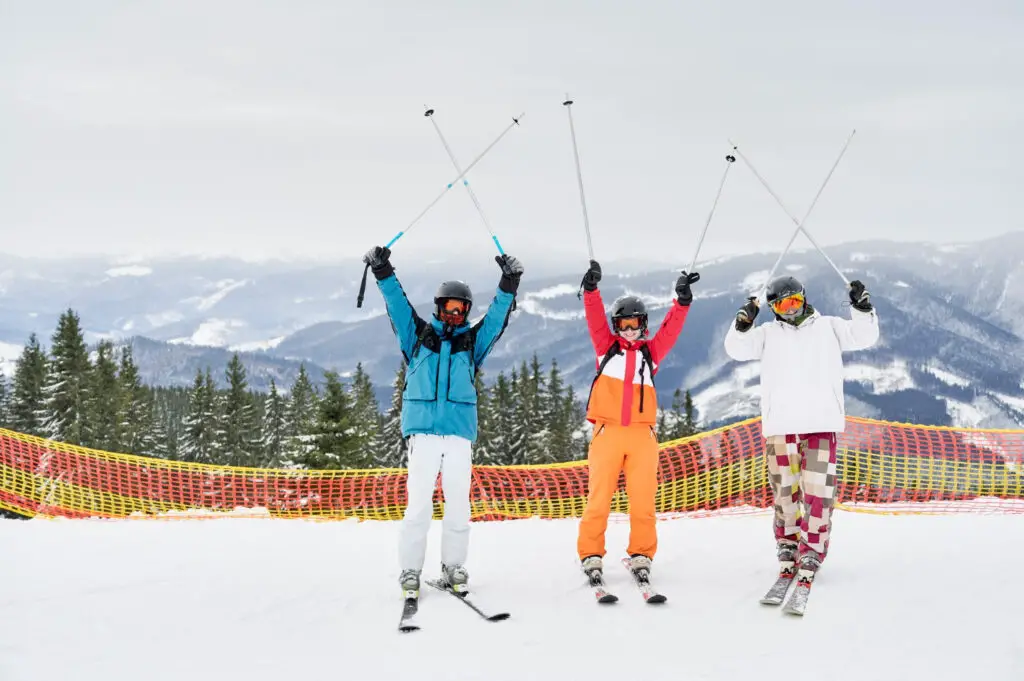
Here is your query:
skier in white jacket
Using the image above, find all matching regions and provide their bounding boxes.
[724,275,878,588]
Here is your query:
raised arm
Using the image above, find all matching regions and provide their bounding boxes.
[647,271,698,363]
[830,280,879,351]
[364,246,420,360]
[473,254,523,366]
[723,297,766,361]
[581,260,616,354]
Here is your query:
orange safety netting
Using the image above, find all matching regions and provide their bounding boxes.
[1,416,1022,521]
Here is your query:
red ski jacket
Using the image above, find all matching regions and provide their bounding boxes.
[583,289,690,427]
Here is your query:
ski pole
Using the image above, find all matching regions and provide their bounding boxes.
[686,153,736,274]
[357,112,524,308]
[729,129,856,296]
[423,106,505,255]
[385,112,524,249]
[563,96,595,261]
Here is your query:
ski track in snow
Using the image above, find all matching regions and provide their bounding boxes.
[0,512,1021,680]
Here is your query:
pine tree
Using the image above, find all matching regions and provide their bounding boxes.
[145,393,170,459]
[9,334,47,436]
[378,365,407,467]
[41,309,92,445]
[260,379,287,467]
[522,355,549,464]
[349,363,381,468]
[87,340,123,451]
[118,345,157,455]
[284,364,319,466]
[681,389,699,437]
[565,385,589,460]
[0,376,10,428]
[180,368,217,463]
[505,368,527,465]
[545,360,574,463]
[472,369,501,465]
[663,388,685,440]
[305,371,360,468]
[219,354,258,466]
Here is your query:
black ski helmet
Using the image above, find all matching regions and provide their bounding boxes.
[611,295,649,335]
[766,275,806,319]
[434,280,473,317]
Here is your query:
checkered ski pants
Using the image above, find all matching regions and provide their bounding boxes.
[765,432,838,563]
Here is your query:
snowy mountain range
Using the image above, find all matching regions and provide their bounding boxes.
[2,232,1023,429]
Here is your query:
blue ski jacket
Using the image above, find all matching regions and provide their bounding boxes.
[377,273,515,442]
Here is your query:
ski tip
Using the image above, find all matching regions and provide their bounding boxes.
[597,594,618,604]
[399,625,420,633]
[646,594,667,604]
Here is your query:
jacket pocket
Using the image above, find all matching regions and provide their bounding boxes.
[446,352,478,405]
[762,385,774,423]
[404,351,439,402]
[831,386,845,416]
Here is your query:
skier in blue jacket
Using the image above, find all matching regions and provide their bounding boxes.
[362,245,523,598]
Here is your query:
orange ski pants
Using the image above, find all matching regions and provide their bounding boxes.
[577,423,660,560]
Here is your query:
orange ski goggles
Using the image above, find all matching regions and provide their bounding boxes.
[614,316,643,331]
[441,298,469,316]
[770,292,805,315]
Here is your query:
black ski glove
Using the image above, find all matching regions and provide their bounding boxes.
[497,254,524,294]
[849,279,873,312]
[675,271,700,306]
[735,297,759,332]
[362,246,394,280]
[581,260,602,292]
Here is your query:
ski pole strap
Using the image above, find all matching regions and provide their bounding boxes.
[356,263,371,308]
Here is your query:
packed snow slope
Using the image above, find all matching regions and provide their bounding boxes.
[0,512,1021,681]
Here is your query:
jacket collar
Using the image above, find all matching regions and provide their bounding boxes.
[776,306,820,329]
[431,317,470,337]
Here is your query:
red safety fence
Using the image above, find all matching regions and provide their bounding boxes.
[1,416,1022,520]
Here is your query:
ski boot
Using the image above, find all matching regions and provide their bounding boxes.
[796,553,821,588]
[582,555,617,603]
[581,555,604,581]
[399,569,421,600]
[441,563,470,594]
[776,540,798,581]
[627,554,653,583]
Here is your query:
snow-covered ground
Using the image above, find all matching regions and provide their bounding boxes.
[0,511,1021,681]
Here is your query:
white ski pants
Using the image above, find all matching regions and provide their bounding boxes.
[399,434,473,572]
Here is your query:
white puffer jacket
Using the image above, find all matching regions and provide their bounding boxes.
[724,307,879,436]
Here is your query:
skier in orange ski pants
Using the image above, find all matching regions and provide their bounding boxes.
[576,260,698,578]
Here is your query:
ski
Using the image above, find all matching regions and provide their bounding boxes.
[621,557,667,604]
[781,571,814,616]
[425,579,510,622]
[759,563,796,605]
[584,567,618,604]
[397,594,421,633]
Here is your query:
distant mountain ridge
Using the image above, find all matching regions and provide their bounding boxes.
[2,233,1023,428]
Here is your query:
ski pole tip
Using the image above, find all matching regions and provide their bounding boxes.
[424,108,435,117]
[726,154,736,162]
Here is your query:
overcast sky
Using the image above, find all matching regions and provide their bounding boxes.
[2,0,1021,268]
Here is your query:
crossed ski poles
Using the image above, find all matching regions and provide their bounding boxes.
[356,96,859,309]
[729,130,857,303]
[355,111,524,308]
